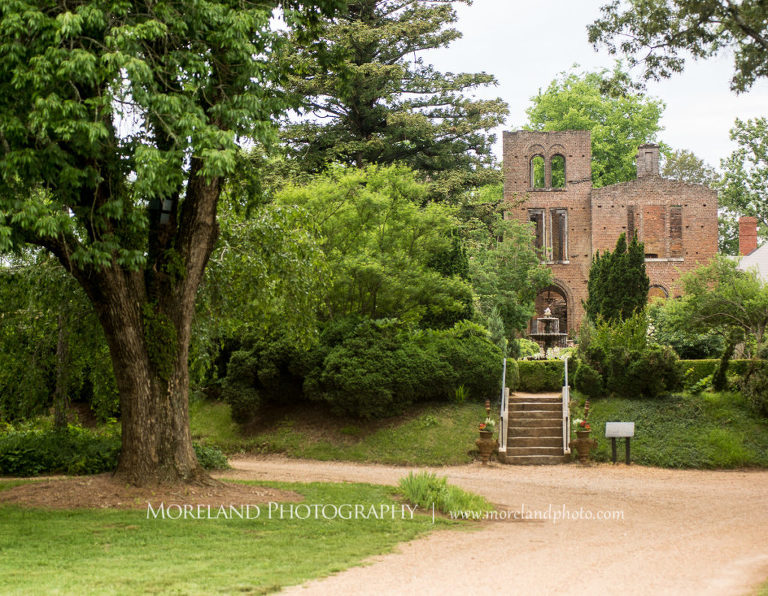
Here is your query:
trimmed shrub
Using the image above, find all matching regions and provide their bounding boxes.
[304,319,503,418]
[221,332,307,423]
[573,359,603,398]
[624,345,682,399]
[306,322,424,418]
[517,360,563,392]
[577,314,682,398]
[679,360,718,385]
[599,346,681,398]
[220,316,504,420]
[421,321,504,401]
[741,358,768,417]
[679,359,752,387]
[506,359,520,392]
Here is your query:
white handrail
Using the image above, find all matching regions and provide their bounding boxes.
[562,356,571,454]
[499,358,508,454]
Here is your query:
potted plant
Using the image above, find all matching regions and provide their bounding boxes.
[573,418,591,439]
[478,417,495,437]
[570,418,596,463]
[476,415,497,465]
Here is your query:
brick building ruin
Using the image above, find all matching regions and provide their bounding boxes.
[502,130,719,338]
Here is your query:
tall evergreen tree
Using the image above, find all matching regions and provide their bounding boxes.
[585,233,650,322]
[279,0,508,197]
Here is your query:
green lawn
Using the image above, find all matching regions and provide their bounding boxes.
[577,391,768,468]
[0,479,458,595]
[190,399,484,465]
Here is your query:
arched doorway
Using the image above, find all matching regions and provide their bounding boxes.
[532,284,569,337]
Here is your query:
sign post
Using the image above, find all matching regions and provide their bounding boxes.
[605,422,635,465]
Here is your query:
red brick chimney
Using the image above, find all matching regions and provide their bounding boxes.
[636,144,660,178]
[739,216,758,256]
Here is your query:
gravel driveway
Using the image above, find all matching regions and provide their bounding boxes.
[218,455,768,595]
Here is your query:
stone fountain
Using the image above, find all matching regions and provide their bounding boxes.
[529,307,568,351]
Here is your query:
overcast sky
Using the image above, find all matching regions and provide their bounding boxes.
[426,0,768,168]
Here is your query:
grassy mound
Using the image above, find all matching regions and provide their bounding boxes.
[580,391,768,468]
[189,391,768,470]
[190,399,486,465]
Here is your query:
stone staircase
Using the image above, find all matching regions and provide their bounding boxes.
[499,393,569,465]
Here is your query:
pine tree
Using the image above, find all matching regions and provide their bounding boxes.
[487,307,508,357]
[584,233,649,322]
[279,0,508,197]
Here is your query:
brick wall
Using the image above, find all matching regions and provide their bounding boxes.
[592,179,718,298]
[503,130,593,332]
[502,130,719,335]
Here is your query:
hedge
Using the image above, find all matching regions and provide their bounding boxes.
[678,359,752,385]
[517,360,564,392]
[517,358,754,395]
[0,427,229,476]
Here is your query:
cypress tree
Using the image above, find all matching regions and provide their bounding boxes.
[584,233,649,322]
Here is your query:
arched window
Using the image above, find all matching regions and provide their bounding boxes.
[551,155,565,188]
[530,155,545,189]
[648,285,669,301]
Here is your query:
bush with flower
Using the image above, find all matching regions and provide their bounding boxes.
[573,418,591,434]
[478,417,495,435]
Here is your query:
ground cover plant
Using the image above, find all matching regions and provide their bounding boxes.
[576,391,768,468]
[190,400,485,466]
[0,479,457,595]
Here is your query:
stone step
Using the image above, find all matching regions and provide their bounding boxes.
[508,410,563,421]
[500,454,570,465]
[507,426,563,438]
[505,446,565,457]
[508,418,563,428]
[509,396,562,404]
[509,402,562,412]
[507,436,563,448]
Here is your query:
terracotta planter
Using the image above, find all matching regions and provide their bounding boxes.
[475,431,497,465]
[570,431,597,464]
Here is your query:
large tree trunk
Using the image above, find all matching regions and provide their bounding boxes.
[92,270,204,486]
[66,160,221,487]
